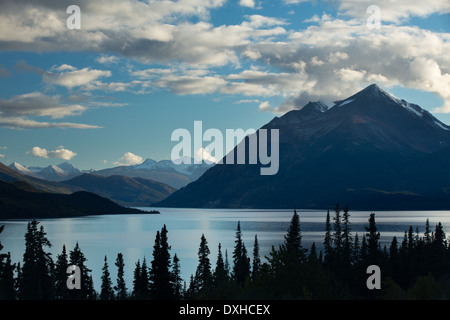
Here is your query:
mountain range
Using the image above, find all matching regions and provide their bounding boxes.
[9,157,212,189]
[0,163,145,219]
[93,157,213,189]
[157,84,450,210]
[1,162,176,208]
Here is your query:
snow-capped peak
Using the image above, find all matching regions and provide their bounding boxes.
[57,162,80,174]
[9,162,33,175]
[132,158,159,170]
[44,165,66,174]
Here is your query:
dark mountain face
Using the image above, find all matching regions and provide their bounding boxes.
[62,173,176,207]
[157,84,450,210]
[0,179,145,219]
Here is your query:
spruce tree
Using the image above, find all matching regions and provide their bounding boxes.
[424,219,431,244]
[284,210,306,261]
[224,249,230,277]
[114,253,128,300]
[0,252,15,300]
[54,245,69,300]
[171,254,183,299]
[332,204,342,261]
[342,205,353,266]
[213,243,227,285]
[252,235,261,279]
[68,242,96,300]
[365,213,381,265]
[195,234,212,292]
[15,262,22,300]
[232,221,250,285]
[353,233,360,264]
[323,210,333,265]
[150,230,160,295]
[0,225,16,300]
[187,274,197,299]
[150,226,174,300]
[308,242,318,264]
[132,259,142,299]
[21,220,54,300]
[100,256,114,300]
[407,226,415,253]
[140,257,151,298]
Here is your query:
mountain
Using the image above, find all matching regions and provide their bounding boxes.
[1,162,80,194]
[157,84,450,210]
[61,173,176,207]
[8,162,39,178]
[0,179,146,219]
[94,157,213,189]
[9,161,83,182]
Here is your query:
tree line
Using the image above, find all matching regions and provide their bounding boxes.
[1,205,450,300]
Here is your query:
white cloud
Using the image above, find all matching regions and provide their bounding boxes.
[0,92,85,119]
[155,74,226,95]
[0,154,5,158]
[283,0,309,4]
[258,101,271,111]
[28,146,77,160]
[195,147,218,164]
[0,116,101,130]
[113,152,144,166]
[96,55,120,64]
[0,0,449,115]
[233,99,261,104]
[245,16,450,113]
[51,64,77,72]
[240,0,255,8]
[43,67,111,90]
[336,0,450,23]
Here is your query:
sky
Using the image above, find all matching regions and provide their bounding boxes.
[0,0,449,170]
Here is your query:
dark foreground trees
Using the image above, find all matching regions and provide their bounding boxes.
[1,208,450,300]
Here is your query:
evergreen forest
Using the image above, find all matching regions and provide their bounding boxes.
[1,204,450,300]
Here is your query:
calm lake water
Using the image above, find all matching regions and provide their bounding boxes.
[1,207,450,292]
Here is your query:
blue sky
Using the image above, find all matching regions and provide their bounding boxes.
[0,0,449,170]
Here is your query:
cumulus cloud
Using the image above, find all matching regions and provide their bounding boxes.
[113,152,144,166]
[244,16,450,113]
[336,0,450,23]
[0,2,285,68]
[240,0,255,8]
[43,66,111,89]
[0,0,449,114]
[28,146,77,160]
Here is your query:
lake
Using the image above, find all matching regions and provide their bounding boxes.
[1,207,450,292]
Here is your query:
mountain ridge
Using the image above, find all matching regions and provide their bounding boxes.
[157,84,450,210]
[8,157,213,189]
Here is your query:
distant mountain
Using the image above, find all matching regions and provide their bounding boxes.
[157,84,450,210]
[9,161,83,182]
[62,173,176,207]
[94,157,213,189]
[7,157,213,188]
[0,179,146,219]
[8,162,38,177]
[0,162,80,194]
